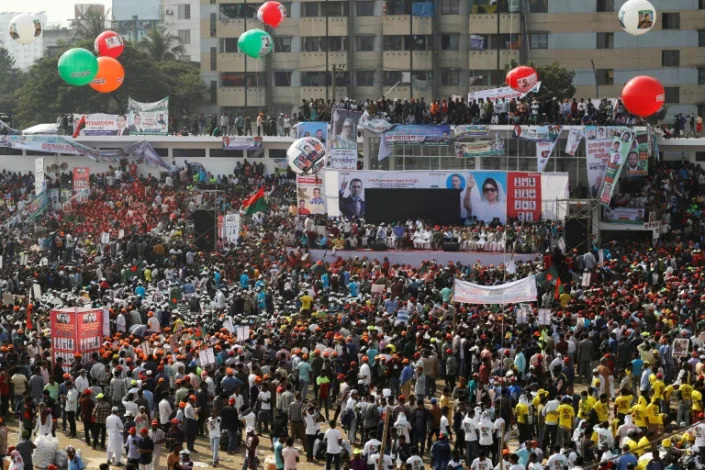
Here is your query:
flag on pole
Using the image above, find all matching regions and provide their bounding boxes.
[242,187,267,215]
[72,115,86,138]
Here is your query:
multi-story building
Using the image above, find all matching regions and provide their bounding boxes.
[200,0,705,119]
[162,0,202,62]
[112,0,162,43]
[0,12,48,71]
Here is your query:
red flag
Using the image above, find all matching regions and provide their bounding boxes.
[26,308,33,331]
[72,115,86,138]
[554,277,562,299]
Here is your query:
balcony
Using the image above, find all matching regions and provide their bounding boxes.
[468,13,520,35]
[299,51,348,71]
[217,53,246,72]
[217,87,267,107]
[383,15,433,35]
[216,18,245,37]
[300,86,349,100]
[299,17,348,36]
[382,51,433,70]
[468,49,519,69]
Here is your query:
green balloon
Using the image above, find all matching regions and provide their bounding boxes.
[58,48,99,86]
[238,29,273,59]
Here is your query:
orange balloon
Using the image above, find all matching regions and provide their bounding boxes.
[89,56,124,93]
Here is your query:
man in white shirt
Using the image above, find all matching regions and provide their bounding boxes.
[324,421,344,470]
[158,397,173,427]
[545,446,568,470]
[470,450,492,470]
[258,387,272,435]
[462,410,478,464]
[106,407,125,466]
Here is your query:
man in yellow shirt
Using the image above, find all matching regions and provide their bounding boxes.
[615,389,634,424]
[635,431,651,457]
[299,292,313,315]
[629,397,647,433]
[678,383,694,426]
[593,394,610,423]
[578,390,596,420]
[515,396,530,443]
[557,396,575,445]
[646,398,663,434]
[691,387,703,416]
[651,373,665,402]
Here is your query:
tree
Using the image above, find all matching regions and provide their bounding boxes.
[12,42,204,128]
[139,27,186,62]
[72,8,110,42]
[506,60,576,101]
[0,47,24,122]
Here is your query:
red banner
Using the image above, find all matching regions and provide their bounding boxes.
[507,172,542,222]
[72,167,90,193]
[51,308,103,369]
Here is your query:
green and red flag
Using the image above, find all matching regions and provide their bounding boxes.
[242,187,268,215]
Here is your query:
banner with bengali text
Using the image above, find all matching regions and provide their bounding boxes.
[453,275,538,305]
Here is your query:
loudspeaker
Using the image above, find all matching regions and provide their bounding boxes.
[192,209,216,251]
[565,218,588,252]
[443,242,460,252]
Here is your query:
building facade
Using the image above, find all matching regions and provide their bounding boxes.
[200,0,705,119]
[0,12,48,71]
[112,0,162,43]
[162,0,202,62]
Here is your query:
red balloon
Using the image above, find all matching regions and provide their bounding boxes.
[90,57,124,93]
[621,75,664,117]
[257,1,287,28]
[94,30,124,59]
[506,65,538,93]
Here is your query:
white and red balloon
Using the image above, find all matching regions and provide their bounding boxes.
[621,75,664,117]
[257,1,287,28]
[618,0,656,36]
[94,30,125,59]
[506,66,538,93]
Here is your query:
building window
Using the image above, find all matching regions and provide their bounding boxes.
[220,38,238,53]
[412,35,432,50]
[386,1,410,15]
[595,69,614,86]
[302,2,319,17]
[488,70,505,85]
[662,50,680,66]
[356,1,375,16]
[357,71,375,86]
[210,13,216,37]
[384,71,403,86]
[384,35,405,51]
[274,71,292,87]
[332,71,350,86]
[276,36,292,53]
[321,1,349,16]
[220,4,255,19]
[441,70,460,86]
[528,0,548,13]
[323,36,348,51]
[662,13,680,29]
[301,72,328,86]
[210,81,217,104]
[699,67,705,85]
[280,3,292,15]
[441,0,460,15]
[701,0,705,9]
[356,35,375,52]
[596,0,613,12]
[177,4,191,19]
[664,87,679,103]
[303,37,322,52]
[177,30,190,45]
[699,30,705,47]
[529,33,548,49]
[441,34,459,50]
[468,71,489,86]
[210,47,216,70]
[596,32,614,49]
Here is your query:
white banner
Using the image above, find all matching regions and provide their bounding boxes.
[127,97,169,135]
[536,139,559,173]
[34,157,45,196]
[468,82,541,103]
[565,127,584,156]
[224,213,241,243]
[452,275,538,305]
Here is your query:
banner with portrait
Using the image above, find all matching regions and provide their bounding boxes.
[72,167,90,202]
[72,113,119,136]
[222,135,263,150]
[603,207,645,224]
[514,125,562,142]
[296,175,326,215]
[467,82,541,102]
[598,128,635,205]
[454,137,504,158]
[454,124,489,138]
[585,126,618,198]
[358,111,396,135]
[378,124,451,160]
[625,131,649,176]
[507,172,542,222]
[295,121,328,145]
[127,97,169,135]
[328,109,361,170]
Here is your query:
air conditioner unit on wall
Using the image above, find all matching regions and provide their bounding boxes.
[165,9,174,15]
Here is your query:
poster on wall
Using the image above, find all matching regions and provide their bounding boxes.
[72,113,119,136]
[604,207,645,224]
[76,308,103,363]
[296,175,325,215]
[599,128,635,205]
[454,137,504,157]
[507,172,542,222]
[328,109,361,170]
[454,125,489,138]
[625,131,649,176]
[585,126,619,198]
[127,97,169,135]
[50,308,103,371]
[73,167,90,202]
[222,135,263,150]
[295,121,328,144]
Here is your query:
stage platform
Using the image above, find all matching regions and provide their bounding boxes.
[301,248,539,266]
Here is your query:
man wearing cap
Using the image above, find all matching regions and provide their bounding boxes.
[184,395,199,453]
[126,427,141,468]
[93,393,112,450]
[149,419,166,470]
[137,427,155,470]
[64,381,79,438]
[430,432,451,470]
[106,406,124,466]
[80,389,95,446]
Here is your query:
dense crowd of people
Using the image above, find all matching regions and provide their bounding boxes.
[0,156,703,470]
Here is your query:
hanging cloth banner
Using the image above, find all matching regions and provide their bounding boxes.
[598,128,635,205]
[565,127,584,156]
[453,275,538,305]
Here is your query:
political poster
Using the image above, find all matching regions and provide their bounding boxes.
[453,275,538,305]
[625,131,649,176]
[51,308,104,370]
[358,111,396,135]
[0,135,101,159]
[73,167,90,202]
[328,109,361,170]
[467,81,541,103]
[514,125,562,142]
[603,207,645,224]
[454,125,489,138]
[565,127,584,156]
[72,113,119,136]
[34,157,45,196]
[382,124,451,146]
[127,97,169,135]
[585,126,617,199]
[222,135,263,150]
[296,175,325,215]
[48,188,61,211]
[454,137,504,157]
[76,308,103,363]
[295,121,328,145]
[599,128,635,205]
[507,172,542,222]
[51,308,76,371]
[223,213,241,243]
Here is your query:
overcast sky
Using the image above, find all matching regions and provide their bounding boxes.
[1,1,113,26]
